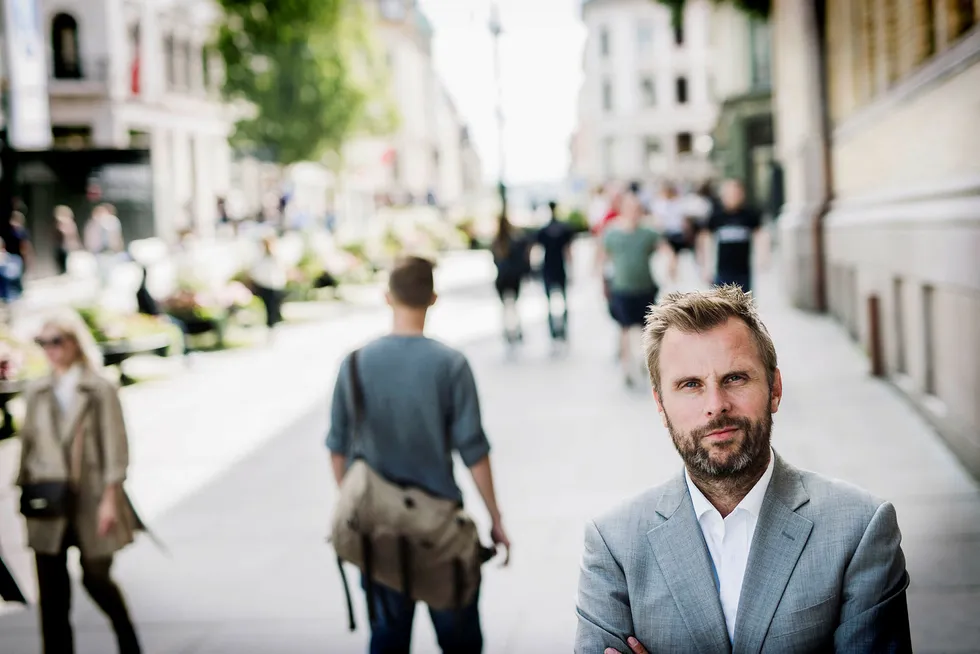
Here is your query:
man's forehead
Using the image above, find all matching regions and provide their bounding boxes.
[660,319,760,368]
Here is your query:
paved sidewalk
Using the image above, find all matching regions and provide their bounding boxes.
[1,245,978,653]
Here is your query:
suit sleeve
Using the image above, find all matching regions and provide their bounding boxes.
[575,520,634,653]
[833,501,913,653]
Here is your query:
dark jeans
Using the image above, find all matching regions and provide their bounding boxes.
[34,525,140,654]
[365,581,483,654]
[543,275,568,340]
[714,271,752,294]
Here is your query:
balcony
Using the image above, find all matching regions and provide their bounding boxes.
[48,56,110,97]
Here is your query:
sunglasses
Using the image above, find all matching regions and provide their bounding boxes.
[35,336,66,349]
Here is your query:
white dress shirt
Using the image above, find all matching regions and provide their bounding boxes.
[685,450,776,643]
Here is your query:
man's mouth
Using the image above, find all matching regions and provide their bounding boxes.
[703,426,740,441]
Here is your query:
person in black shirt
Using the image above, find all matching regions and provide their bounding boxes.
[536,201,574,345]
[707,179,764,293]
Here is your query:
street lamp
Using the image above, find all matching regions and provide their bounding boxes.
[489,2,506,215]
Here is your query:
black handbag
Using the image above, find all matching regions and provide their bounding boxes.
[19,480,77,519]
[19,408,86,520]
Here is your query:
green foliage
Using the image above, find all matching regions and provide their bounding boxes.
[215,0,394,164]
[563,209,589,233]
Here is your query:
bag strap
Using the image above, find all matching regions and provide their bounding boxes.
[348,349,365,440]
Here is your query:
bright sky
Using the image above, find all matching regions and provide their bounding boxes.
[417,0,587,186]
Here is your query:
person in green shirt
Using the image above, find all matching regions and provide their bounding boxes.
[597,193,660,387]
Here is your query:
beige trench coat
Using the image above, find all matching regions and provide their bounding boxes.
[16,367,140,558]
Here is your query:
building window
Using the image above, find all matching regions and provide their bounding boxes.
[379,0,406,20]
[749,19,772,89]
[893,278,906,375]
[673,18,684,46]
[675,76,688,104]
[922,284,936,395]
[165,35,176,89]
[129,129,151,149]
[640,76,656,107]
[51,13,81,79]
[602,136,615,178]
[201,48,211,89]
[602,79,613,112]
[636,21,653,54]
[913,0,937,64]
[947,0,977,40]
[52,126,92,149]
[643,137,661,171]
[677,132,693,154]
[600,27,610,58]
[182,41,193,89]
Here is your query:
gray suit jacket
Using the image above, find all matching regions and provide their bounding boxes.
[575,453,912,653]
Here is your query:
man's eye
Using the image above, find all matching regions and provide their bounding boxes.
[725,375,744,383]
[682,381,700,389]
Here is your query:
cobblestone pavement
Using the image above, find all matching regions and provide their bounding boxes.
[1,244,977,653]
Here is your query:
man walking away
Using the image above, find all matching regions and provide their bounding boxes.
[326,256,511,654]
[707,179,767,293]
[536,201,574,348]
[596,194,660,388]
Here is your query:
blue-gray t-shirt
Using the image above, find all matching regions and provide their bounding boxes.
[325,334,491,504]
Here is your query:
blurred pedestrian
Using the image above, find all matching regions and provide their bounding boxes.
[0,237,25,303]
[53,205,81,275]
[536,201,574,349]
[84,204,124,288]
[707,179,767,293]
[653,182,691,283]
[326,255,510,653]
[491,212,531,350]
[596,193,660,388]
[249,235,288,342]
[16,310,143,654]
[8,211,35,280]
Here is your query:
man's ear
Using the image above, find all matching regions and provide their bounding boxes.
[428,292,438,307]
[653,388,669,429]
[384,291,393,307]
[770,368,783,414]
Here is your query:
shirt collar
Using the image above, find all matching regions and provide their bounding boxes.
[685,448,776,520]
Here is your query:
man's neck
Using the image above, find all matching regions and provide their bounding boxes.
[688,451,771,518]
[391,310,427,336]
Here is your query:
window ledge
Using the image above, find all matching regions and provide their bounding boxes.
[834,25,980,144]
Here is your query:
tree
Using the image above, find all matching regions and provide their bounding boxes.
[215,0,394,164]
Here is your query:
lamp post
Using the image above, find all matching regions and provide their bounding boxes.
[489,2,506,215]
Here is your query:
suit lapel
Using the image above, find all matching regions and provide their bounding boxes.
[732,454,813,654]
[648,474,732,654]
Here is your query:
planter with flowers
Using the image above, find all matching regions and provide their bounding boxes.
[161,280,262,347]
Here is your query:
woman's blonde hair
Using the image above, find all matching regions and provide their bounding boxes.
[40,309,104,372]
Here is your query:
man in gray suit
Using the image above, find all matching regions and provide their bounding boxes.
[575,286,912,653]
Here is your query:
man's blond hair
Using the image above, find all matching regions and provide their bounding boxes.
[642,285,777,393]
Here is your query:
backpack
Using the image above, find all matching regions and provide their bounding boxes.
[329,350,495,630]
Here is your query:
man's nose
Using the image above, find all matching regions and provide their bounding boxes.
[704,383,731,417]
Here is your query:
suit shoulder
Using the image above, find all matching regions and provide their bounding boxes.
[796,466,887,522]
[591,480,676,537]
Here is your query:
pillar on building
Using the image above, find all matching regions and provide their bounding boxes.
[772,0,830,312]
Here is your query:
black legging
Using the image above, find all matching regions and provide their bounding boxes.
[34,525,141,654]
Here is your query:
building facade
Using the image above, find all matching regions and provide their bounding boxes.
[708,4,775,211]
[336,0,483,232]
[37,0,233,240]
[773,0,980,478]
[572,0,719,186]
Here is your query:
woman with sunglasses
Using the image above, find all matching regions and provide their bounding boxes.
[17,310,142,654]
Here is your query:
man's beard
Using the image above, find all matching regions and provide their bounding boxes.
[665,409,773,479]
